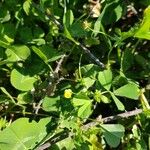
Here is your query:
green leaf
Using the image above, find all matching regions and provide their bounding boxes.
[94,90,101,102]
[112,75,128,87]
[63,9,74,28]
[42,96,60,112]
[32,38,45,46]
[82,77,95,89]
[0,7,10,23]
[10,68,37,91]
[72,94,92,119]
[93,0,124,36]
[134,6,150,40]
[110,92,125,111]
[101,95,111,104]
[0,118,7,130]
[93,15,102,37]
[80,64,101,78]
[32,45,63,63]
[64,25,79,45]
[0,118,51,150]
[59,118,78,131]
[17,92,33,104]
[78,101,92,119]
[23,0,32,15]
[101,1,123,25]
[84,37,100,47]
[3,23,16,43]
[32,46,47,62]
[5,45,31,62]
[94,90,111,103]
[120,27,136,42]
[101,124,125,148]
[0,39,11,49]
[50,137,75,150]
[72,94,90,107]
[98,69,112,90]
[114,83,140,99]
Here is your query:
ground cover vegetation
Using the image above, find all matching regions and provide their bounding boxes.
[0,0,150,149]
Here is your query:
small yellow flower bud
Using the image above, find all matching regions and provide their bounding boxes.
[64,89,73,99]
[82,20,92,30]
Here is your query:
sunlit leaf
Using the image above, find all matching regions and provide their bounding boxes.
[17,92,33,104]
[6,45,31,62]
[10,68,37,91]
[32,46,47,62]
[110,92,125,111]
[134,6,150,40]
[72,94,92,118]
[23,0,32,15]
[82,77,95,89]
[42,96,60,112]
[101,124,125,148]
[72,93,90,107]
[0,118,51,150]
[63,9,74,28]
[98,69,112,90]
[78,101,92,119]
[114,83,140,99]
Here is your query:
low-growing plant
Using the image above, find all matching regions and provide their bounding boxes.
[0,0,150,149]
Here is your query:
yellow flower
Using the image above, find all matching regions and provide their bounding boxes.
[64,89,73,99]
[82,20,92,30]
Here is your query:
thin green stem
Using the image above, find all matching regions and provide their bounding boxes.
[88,27,111,38]
[75,13,86,23]
[78,54,83,79]
[132,39,141,53]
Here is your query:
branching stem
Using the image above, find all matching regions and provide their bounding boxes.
[37,108,143,150]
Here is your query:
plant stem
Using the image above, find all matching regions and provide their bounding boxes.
[37,108,143,150]
[83,108,143,130]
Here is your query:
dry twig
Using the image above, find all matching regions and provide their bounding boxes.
[83,108,143,130]
[33,2,105,68]
[46,54,66,96]
[36,108,143,150]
